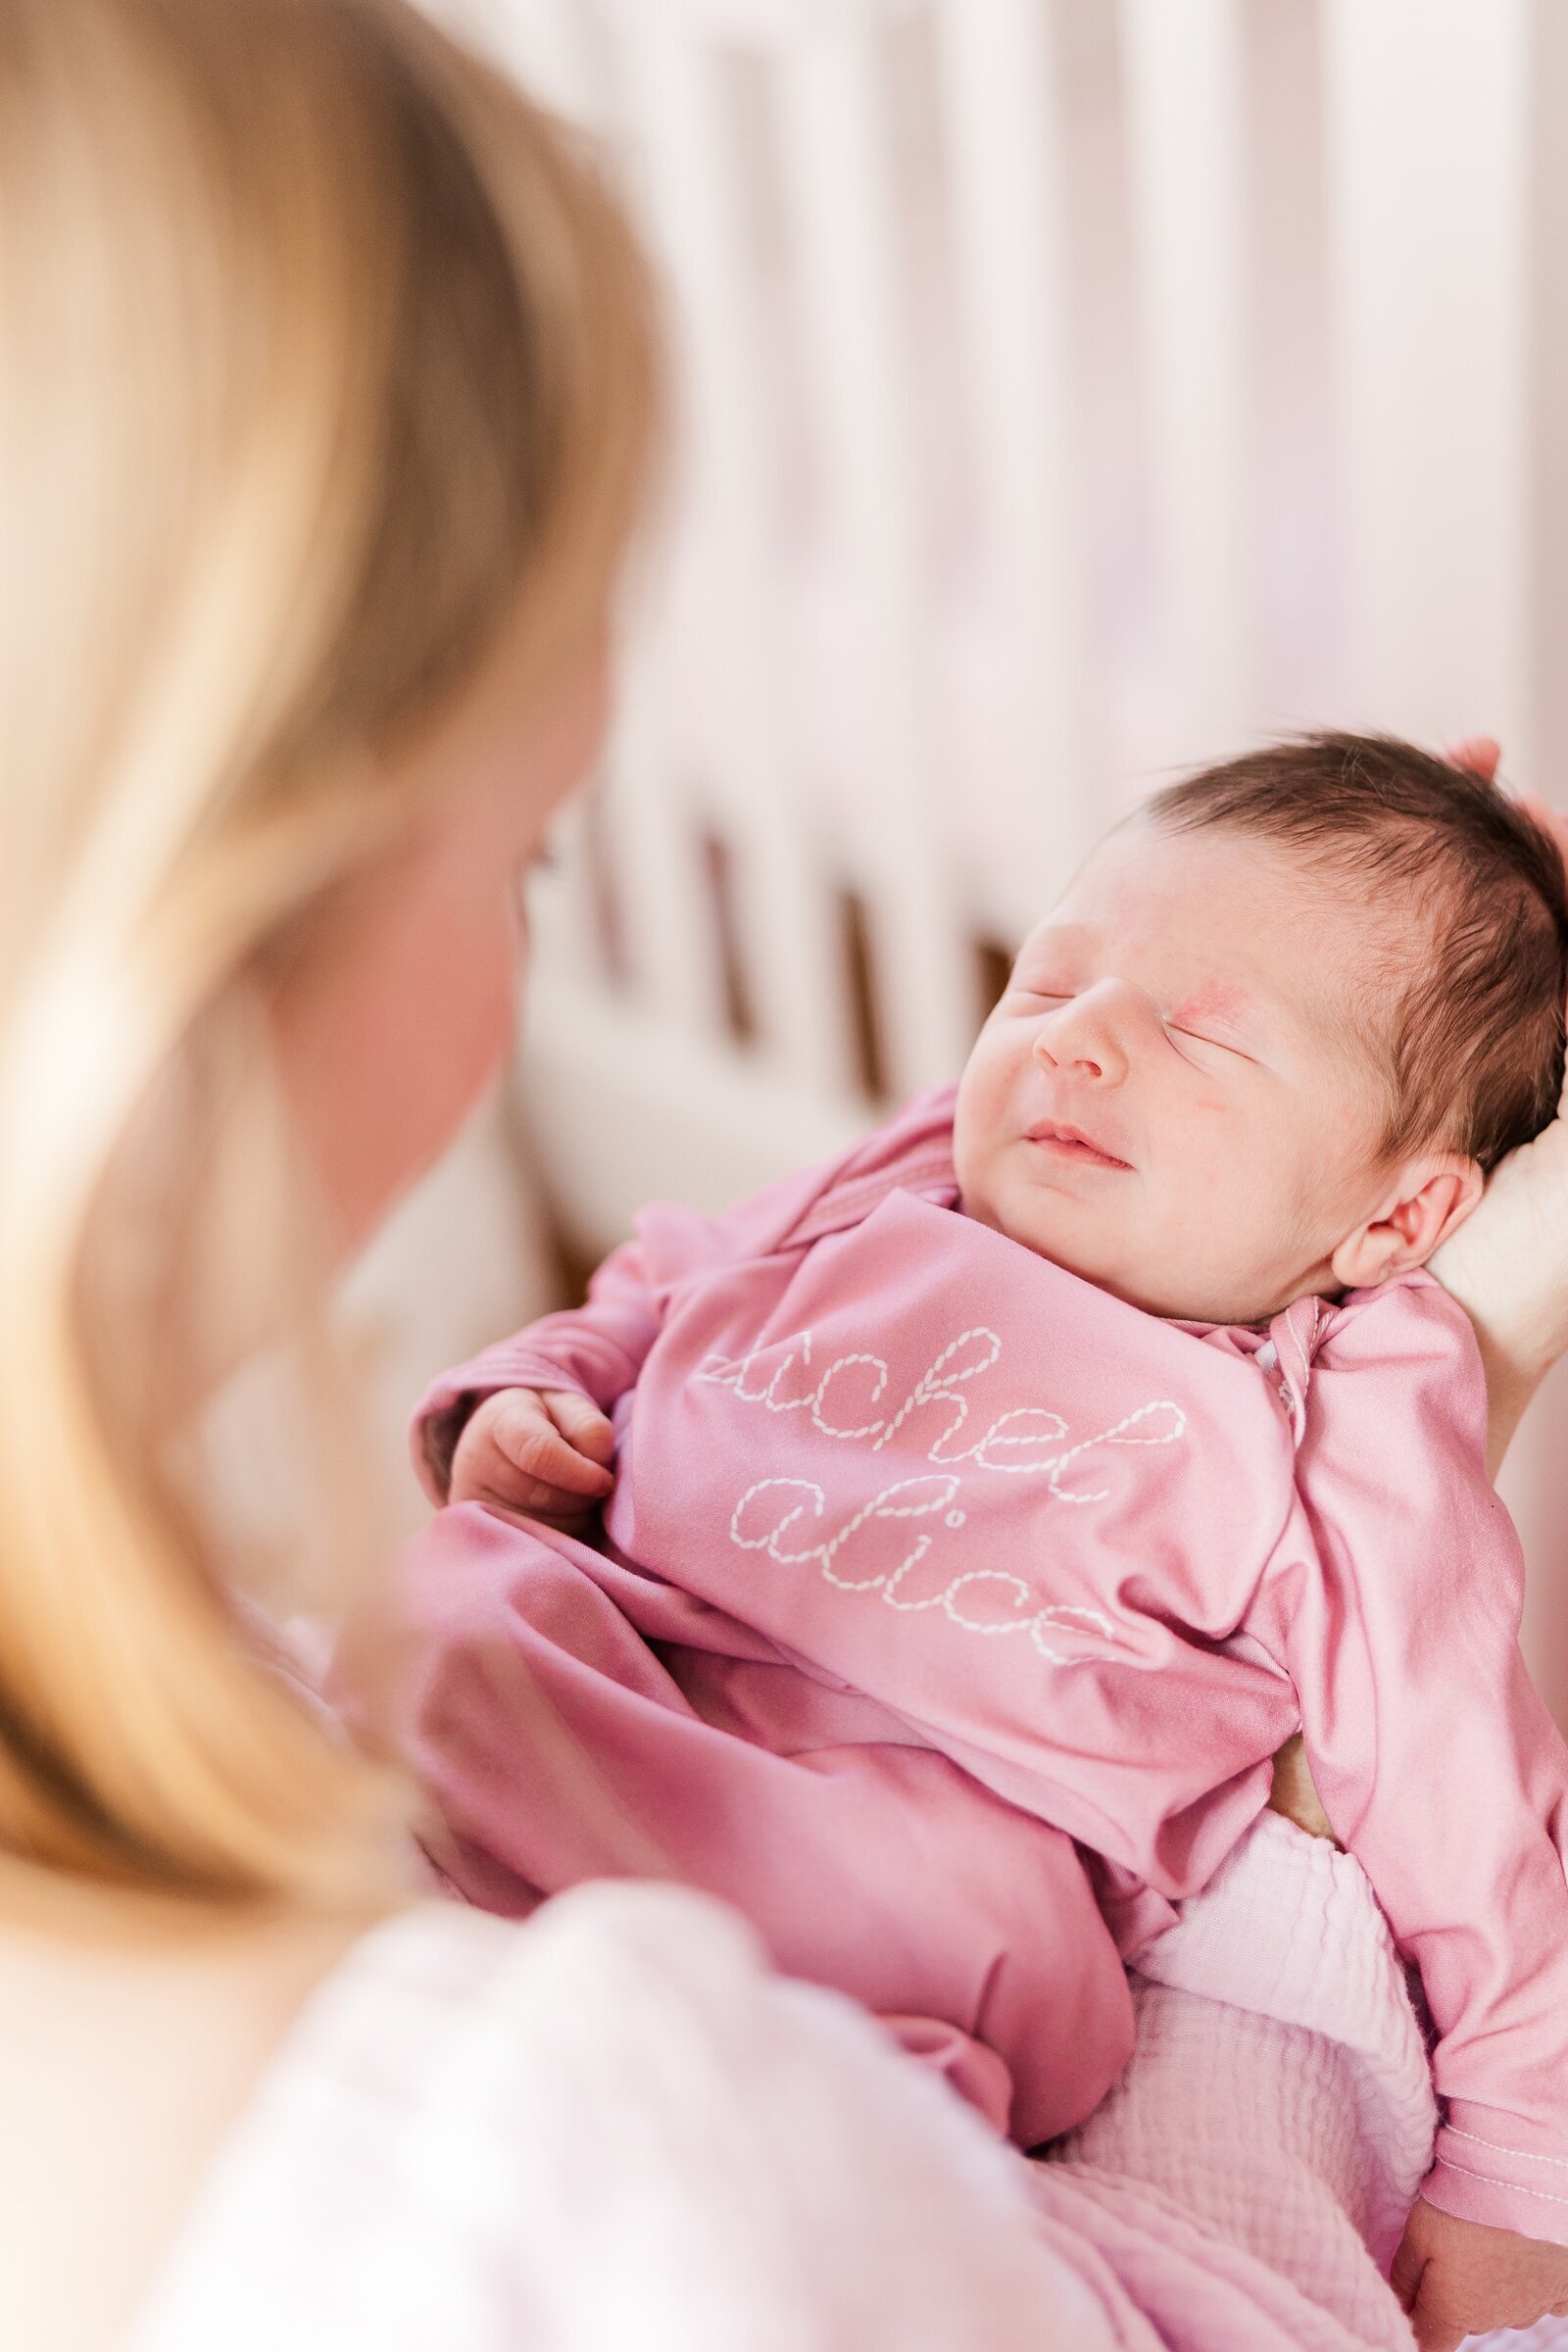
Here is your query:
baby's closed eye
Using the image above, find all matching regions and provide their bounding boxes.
[1166,1022,1252,1064]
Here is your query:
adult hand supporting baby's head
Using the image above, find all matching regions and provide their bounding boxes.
[1447,735,1503,783]
[1427,735,1568,1476]
[1429,1008,1568,1475]
[1392,2198,1568,2349]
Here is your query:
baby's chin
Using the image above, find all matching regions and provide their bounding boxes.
[960,1181,1313,1329]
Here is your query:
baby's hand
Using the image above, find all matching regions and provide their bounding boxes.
[448,1388,616,1527]
[1392,2197,1568,2348]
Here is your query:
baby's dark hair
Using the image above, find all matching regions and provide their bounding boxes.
[1145,731,1568,1170]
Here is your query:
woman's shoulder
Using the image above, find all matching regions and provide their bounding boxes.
[125,1883,1061,2352]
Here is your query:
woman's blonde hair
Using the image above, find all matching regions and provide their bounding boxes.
[0,0,657,1905]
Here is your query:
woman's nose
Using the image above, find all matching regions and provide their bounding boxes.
[1032,982,1137,1086]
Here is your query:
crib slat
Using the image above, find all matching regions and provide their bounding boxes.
[933,0,1089,912]
[1321,0,1529,764]
[597,633,729,1042]
[1119,0,1255,765]
[775,17,976,1094]
[521,969,872,1262]
[617,24,853,1094]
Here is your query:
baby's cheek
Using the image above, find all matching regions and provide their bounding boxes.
[954,1052,1024,1223]
[953,1047,1007,1169]
[1188,1089,1231,1124]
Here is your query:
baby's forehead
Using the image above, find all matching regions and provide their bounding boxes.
[1021,821,1419,1033]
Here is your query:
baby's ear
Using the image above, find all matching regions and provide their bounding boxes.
[1331,1155,1484,1289]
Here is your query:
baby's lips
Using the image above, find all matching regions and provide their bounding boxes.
[1024,1115,1133,1169]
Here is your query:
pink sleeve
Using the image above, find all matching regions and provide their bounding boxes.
[1252,1275,1568,2246]
[409,1149,865,1505]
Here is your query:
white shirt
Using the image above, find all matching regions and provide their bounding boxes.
[122,1882,1069,2350]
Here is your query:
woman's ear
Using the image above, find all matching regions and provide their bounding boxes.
[1331,1156,1485,1290]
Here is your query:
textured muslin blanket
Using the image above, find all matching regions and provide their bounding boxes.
[1068,1806,1565,2350]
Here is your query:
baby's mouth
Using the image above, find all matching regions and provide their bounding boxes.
[1023,1118,1133,1171]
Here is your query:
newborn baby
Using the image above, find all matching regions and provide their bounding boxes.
[401,733,1568,2325]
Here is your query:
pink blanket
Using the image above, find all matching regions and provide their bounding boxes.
[1056,1807,1563,2349]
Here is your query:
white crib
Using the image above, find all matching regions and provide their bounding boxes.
[393,0,1568,1716]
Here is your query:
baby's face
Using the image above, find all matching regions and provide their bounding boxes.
[954,822,1405,1325]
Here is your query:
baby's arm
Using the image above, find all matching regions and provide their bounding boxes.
[1254,1275,1568,2333]
[411,1229,663,1506]
[410,1120,897,1508]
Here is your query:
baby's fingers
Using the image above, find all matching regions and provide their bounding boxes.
[489,1394,614,1495]
[1411,2311,1469,2351]
[540,1390,617,1473]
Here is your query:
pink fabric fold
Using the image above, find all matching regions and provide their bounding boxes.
[370,1499,1135,2149]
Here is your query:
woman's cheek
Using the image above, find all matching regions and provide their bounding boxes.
[402,890,517,1158]
[452,900,519,1097]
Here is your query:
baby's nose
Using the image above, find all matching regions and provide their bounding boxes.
[1032,982,1141,1086]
